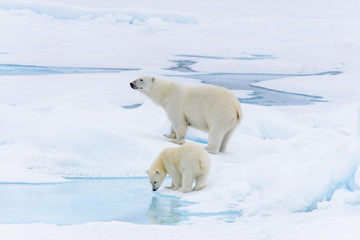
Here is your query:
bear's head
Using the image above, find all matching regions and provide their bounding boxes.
[147,169,166,191]
[130,76,155,93]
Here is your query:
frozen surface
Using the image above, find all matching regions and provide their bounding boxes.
[0,64,139,75]
[1,0,360,239]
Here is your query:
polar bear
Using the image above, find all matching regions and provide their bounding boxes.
[130,76,242,154]
[147,143,210,193]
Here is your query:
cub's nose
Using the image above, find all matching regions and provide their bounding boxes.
[152,188,157,191]
[130,82,136,89]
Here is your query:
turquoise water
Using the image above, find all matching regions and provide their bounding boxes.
[123,103,143,109]
[0,178,242,225]
[0,178,189,225]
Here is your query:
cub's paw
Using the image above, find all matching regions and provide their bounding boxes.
[178,187,192,193]
[193,185,206,191]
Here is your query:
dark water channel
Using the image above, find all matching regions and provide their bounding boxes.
[166,55,341,106]
[178,72,340,106]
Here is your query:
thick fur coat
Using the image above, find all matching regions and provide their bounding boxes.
[130,76,242,154]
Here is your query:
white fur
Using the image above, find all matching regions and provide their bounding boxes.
[130,76,242,154]
[147,143,210,193]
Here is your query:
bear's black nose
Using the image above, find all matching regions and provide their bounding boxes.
[152,188,157,191]
[130,82,135,89]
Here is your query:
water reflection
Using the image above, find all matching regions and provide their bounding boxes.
[147,196,188,225]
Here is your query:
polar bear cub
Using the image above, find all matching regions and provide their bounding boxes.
[130,76,242,154]
[147,143,210,193]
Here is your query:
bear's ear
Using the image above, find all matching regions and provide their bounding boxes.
[152,77,155,83]
[146,170,149,175]
[156,169,160,174]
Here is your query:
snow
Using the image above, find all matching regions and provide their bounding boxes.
[1,0,360,239]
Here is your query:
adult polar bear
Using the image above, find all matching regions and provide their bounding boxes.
[130,76,242,154]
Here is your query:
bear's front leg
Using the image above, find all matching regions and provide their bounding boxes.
[164,126,176,139]
[165,109,188,145]
[170,121,188,145]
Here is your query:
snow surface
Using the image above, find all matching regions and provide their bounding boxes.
[1,0,360,239]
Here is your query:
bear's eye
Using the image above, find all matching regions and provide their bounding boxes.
[154,181,157,184]
[140,79,143,82]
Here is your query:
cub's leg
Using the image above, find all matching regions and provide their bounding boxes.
[166,171,182,190]
[165,181,175,189]
[178,172,194,193]
[193,173,208,191]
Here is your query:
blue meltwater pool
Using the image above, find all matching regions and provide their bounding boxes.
[0,178,190,225]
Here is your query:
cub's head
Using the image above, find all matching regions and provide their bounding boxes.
[147,169,166,191]
[130,76,155,93]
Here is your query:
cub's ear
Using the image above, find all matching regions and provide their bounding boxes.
[152,77,155,83]
[146,170,149,175]
[156,169,160,174]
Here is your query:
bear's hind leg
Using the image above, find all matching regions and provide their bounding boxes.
[219,127,236,153]
[205,128,225,154]
[178,173,194,193]
[193,174,208,191]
